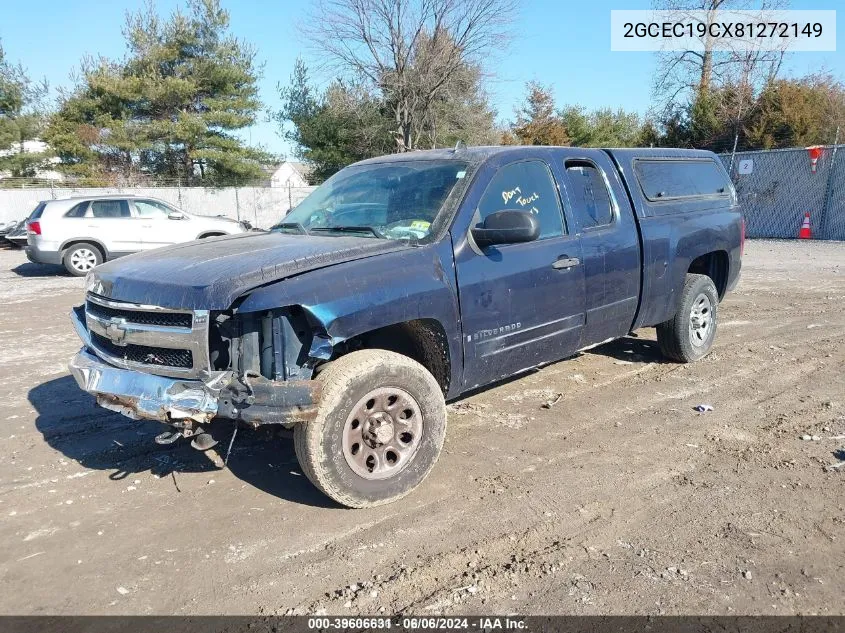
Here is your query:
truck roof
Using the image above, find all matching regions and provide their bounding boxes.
[355,145,719,167]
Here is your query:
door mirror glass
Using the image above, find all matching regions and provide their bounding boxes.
[168,211,185,220]
[471,210,539,248]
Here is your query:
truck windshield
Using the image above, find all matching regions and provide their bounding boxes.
[277,160,469,240]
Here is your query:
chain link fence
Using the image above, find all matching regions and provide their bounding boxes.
[719,145,845,241]
[0,184,317,228]
[5,148,845,239]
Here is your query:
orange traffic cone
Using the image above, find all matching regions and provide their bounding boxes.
[798,212,812,239]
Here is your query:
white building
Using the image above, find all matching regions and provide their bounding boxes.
[0,139,65,181]
[268,161,312,188]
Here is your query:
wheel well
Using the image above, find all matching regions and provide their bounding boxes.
[61,239,106,261]
[338,319,451,394]
[198,232,226,239]
[688,251,729,299]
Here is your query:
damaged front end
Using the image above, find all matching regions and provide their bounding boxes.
[69,294,323,428]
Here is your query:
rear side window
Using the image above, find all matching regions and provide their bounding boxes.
[477,160,564,239]
[91,200,130,218]
[635,159,729,201]
[65,201,89,218]
[29,202,47,220]
[564,162,614,229]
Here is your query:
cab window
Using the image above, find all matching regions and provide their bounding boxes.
[476,160,564,239]
[564,161,614,229]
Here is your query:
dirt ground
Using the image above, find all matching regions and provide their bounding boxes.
[0,240,843,616]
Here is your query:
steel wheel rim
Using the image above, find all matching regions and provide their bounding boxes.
[688,293,713,347]
[342,386,423,481]
[70,248,97,272]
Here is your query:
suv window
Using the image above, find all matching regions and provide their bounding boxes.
[65,201,89,218]
[477,160,564,239]
[91,200,130,218]
[29,201,47,220]
[564,162,614,229]
[134,200,174,218]
[634,159,729,201]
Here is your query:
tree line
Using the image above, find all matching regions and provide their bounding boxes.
[1,0,844,186]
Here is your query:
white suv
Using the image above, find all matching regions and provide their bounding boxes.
[25,195,248,276]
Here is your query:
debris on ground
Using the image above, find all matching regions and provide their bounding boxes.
[694,404,714,413]
[541,393,563,409]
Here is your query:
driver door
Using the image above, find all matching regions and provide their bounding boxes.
[130,199,192,249]
[455,157,586,389]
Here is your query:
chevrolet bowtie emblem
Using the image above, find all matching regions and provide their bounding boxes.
[105,317,128,346]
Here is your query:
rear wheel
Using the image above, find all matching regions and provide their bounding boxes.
[63,243,103,276]
[294,349,446,508]
[656,273,719,363]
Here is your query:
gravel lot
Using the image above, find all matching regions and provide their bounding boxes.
[0,240,843,616]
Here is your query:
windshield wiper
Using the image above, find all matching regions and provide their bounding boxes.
[311,225,385,239]
[273,222,310,235]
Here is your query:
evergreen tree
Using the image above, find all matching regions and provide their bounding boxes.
[47,0,271,185]
[506,82,569,146]
[277,60,394,183]
[0,41,51,180]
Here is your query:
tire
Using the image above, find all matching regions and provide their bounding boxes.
[657,273,719,363]
[294,349,447,508]
[63,243,103,276]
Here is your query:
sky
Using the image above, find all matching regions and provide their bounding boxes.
[1,0,842,158]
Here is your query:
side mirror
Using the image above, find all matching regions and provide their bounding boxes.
[471,210,540,248]
[168,211,185,220]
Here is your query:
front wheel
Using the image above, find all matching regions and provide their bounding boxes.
[656,273,719,363]
[294,349,446,508]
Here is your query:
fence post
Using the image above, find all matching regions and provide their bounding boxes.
[819,128,840,240]
[177,178,183,210]
[235,187,240,221]
[728,132,740,175]
[254,186,259,228]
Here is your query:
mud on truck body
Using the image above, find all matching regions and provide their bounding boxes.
[69,146,743,507]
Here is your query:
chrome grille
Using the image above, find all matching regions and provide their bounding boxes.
[84,293,209,378]
[90,332,194,369]
[86,300,192,328]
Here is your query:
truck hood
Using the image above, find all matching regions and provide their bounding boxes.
[87,232,412,310]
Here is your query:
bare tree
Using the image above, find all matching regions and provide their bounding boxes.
[652,0,789,115]
[304,0,514,152]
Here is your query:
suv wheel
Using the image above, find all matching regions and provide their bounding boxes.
[63,243,103,276]
[656,273,719,362]
[294,349,447,508]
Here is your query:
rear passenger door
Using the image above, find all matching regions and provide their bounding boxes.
[455,155,586,388]
[87,199,140,255]
[558,155,641,346]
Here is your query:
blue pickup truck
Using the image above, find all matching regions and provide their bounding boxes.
[69,146,743,507]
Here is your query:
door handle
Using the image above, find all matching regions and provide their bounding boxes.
[553,256,580,270]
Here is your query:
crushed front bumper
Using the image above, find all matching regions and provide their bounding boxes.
[69,348,225,424]
[69,306,321,426]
